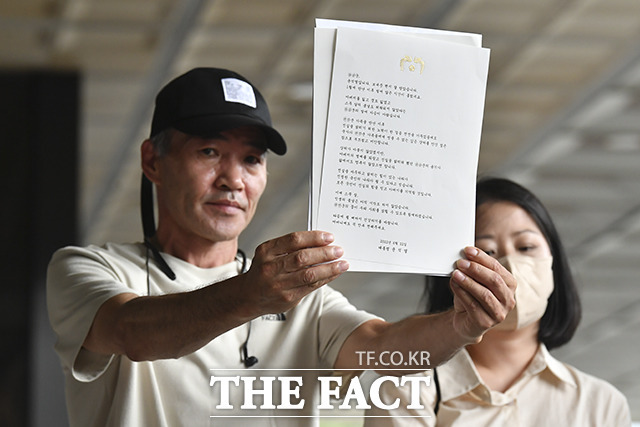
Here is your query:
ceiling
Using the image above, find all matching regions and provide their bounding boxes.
[3,0,639,421]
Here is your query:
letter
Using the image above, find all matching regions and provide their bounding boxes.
[400,376,431,409]
[380,350,390,366]
[355,350,366,365]
[390,351,403,366]
[369,376,400,410]
[421,351,431,366]
[278,376,305,410]
[210,376,240,410]
[408,351,419,366]
[240,376,276,409]
[366,351,376,365]
[339,376,371,410]
[318,376,341,409]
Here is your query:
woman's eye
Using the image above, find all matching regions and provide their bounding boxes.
[480,248,495,257]
[518,245,536,253]
[201,148,216,156]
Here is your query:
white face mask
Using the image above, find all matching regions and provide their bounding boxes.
[494,254,554,331]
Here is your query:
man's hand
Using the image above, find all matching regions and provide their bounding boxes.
[449,246,516,343]
[237,230,349,317]
[334,246,516,372]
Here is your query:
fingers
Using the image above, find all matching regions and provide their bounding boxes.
[247,257,348,315]
[257,230,336,259]
[283,266,348,304]
[450,275,498,337]
[243,231,350,315]
[282,244,345,274]
[455,247,516,308]
[293,260,349,288]
[268,245,349,292]
[254,230,347,280]
[450,246,516,336]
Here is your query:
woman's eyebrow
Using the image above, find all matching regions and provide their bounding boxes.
[512,229,541,237]
[474,234,494,241]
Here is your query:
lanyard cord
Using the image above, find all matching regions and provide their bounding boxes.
[234,248,257,368]
[145,247,248,296]
[434,367,441,414]
[144,244,259,368]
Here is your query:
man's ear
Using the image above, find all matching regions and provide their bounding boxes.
[141,139,161,184]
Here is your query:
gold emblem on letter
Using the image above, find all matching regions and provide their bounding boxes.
[400,56,425,74]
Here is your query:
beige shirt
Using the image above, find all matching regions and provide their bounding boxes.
[47,242,379,427]
[365,345,631,426]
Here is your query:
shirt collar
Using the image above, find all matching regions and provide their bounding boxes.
[436,348,482,401]
[537,343,577,387]
[436,343,577,403]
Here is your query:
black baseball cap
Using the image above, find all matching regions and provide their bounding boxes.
[150,67,287,155]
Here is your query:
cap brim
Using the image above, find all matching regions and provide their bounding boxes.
[173,114,287,155]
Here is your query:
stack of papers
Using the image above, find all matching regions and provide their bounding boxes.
[310,19,490,275]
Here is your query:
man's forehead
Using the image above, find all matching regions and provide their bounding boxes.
[215,126,269,152]
[175,126,268,151]
[219,125,268,142]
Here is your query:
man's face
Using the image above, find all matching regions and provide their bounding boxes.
[155,126,268,245]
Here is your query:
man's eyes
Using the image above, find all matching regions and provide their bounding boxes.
[197,148,265,165]
[201,148,217,156]
[245,155,261,165]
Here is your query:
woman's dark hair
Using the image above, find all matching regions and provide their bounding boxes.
[425,177,582,350]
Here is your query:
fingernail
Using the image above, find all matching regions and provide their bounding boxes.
[333,246,344,257]
[465,247,478,257]
[457,259,470,269]
[338,260,349,272]
[323,233,335,243]
[453,270,466,282]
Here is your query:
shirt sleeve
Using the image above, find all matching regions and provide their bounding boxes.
[46,245,139,382]
[317,286,381,369]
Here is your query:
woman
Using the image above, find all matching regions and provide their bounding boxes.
[365,177,631,426]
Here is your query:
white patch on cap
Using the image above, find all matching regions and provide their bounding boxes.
[221,78,257,108]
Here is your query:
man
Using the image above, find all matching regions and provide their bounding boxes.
[47,67,515,426]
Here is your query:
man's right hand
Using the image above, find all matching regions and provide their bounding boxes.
[235,230,349,317]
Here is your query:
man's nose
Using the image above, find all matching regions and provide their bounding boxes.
[215,161,244,191]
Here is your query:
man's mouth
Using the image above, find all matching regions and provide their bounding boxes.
[206,198,244,212]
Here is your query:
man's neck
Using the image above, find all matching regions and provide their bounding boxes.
[152,231,239,268]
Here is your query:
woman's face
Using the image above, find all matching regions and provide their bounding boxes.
[475,201,552,260]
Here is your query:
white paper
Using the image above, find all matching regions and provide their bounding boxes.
[311,19,489,274]
[311,19,482,230]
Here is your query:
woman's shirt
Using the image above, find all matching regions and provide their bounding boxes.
[365,345,631,426]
